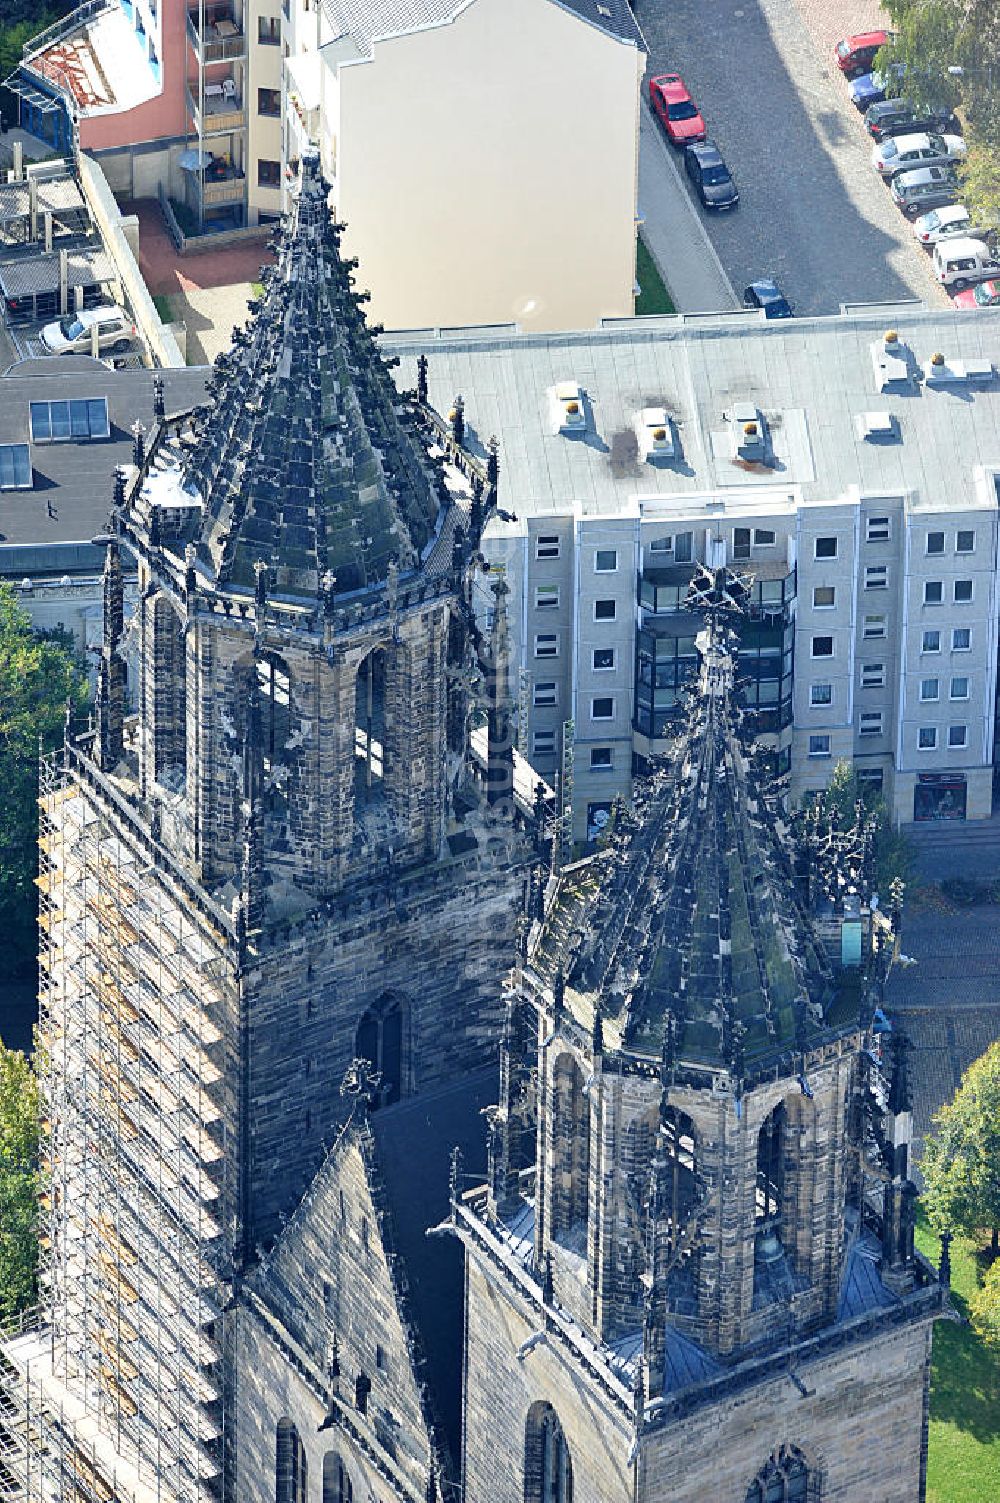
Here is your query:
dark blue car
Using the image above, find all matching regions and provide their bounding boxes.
[743,280,794,319]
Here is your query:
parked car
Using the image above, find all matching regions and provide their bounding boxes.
[834,30,893,78]
[684,140,739,210]
[865,98,960,141]
[648,73,706,146]
[849,65,904,109]
[890,165,959,218]
[932,236,1000,290]
[742,280,793,318]
[911,204,975,245]
[40,305,134,356]
[952,278,1000,309]
[872,130,965,179]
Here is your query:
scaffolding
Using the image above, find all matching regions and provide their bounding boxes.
[4,746,243,1501]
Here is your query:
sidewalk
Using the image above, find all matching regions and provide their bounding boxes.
[637,105,739,315]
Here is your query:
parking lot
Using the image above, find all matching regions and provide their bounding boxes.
[635,0,950,317]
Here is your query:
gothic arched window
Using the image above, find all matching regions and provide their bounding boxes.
[275,1418,307,1503]
[662,1105,698,1228]
[355,994,404,1107]
[756,1101,786,1231]
[151,596,187,786]
[744,1445,811,1503]
[257,652,292,775]
[323,1451,353,1503]
[550,1054,590,1250]
[524,1402,572,1503]
[354,647,388,809]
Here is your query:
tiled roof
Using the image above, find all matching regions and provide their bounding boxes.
[320,0,643,58]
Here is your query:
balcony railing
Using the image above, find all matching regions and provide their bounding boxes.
[200,170,246,206]
[186,83,246,134]
[186,11,246,63]
[22,0,113,62]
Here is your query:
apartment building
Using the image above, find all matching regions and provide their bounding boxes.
[279,0,645,332]
[385,306,1000,838]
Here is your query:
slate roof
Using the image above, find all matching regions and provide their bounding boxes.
[383,306,1000,523]
[0,357,208,564]
[319,0,643,58]
[178,149,445,599]
[837,1232,899,1322]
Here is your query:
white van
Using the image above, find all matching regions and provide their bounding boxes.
[932,237,1000,290]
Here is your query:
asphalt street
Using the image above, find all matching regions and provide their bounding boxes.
[635,0,951,317]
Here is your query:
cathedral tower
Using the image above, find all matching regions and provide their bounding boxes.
[2,150,529,1503]
[459,562,946,1503]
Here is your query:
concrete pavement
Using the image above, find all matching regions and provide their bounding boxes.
[637,105,739,315]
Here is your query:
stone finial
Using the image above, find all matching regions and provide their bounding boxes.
[592,1003,604,1060]
[185,543,197,600]
[152,374,165,422]
[321,568,337,618]
[450,394,465,447]
[487,435,499,491]
[449,1144,464,1223]
[131,420,145,470]
[416,353,428,405]
[541,1251,554,1305]
[938,1230,952,1287]
[254,559,269,610]
[112,466,127,509]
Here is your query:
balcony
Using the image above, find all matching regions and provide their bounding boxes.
[186,8,246,63]
[186,81,245,134]
[199,165,246,206]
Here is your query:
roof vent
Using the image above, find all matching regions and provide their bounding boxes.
[856,410,899,442]
[634,406,676,461]
[729,402,767,463]
[871,332,911,393]
[923,353,995,385]
[549,381,588,436]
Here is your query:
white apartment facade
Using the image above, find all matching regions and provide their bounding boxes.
[279,0,645,332]
[385,307,1000,841]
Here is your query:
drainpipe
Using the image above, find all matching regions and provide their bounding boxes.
[58,248,68,314]
[28,177,37,240]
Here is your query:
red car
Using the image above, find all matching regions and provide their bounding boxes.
[649,73,706,146]
[952,278,1000,309]
[834,30,892,77]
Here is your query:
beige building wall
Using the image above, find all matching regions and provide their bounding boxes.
[335,0,643,333]
[247,0,285,223]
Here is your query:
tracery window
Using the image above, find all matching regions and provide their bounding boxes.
[756,1102,786,1231]
[322,1452,353,1503]
[524,1402,573,1503]
[355,994,403,1108]
[275,1418,307,1503]
[744,1445,810,1503]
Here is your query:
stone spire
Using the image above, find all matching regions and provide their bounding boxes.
[178,147,447,601]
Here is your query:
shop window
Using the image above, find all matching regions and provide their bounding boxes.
[914,774,966,821]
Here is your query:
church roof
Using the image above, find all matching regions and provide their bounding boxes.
[533,566,868,1073]
[179,149,445,600]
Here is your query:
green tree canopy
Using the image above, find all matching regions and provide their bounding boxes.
[0,1042,39,1328]
[804,759,914,892]
[0,583,86,979]
[922,1040,1000,1251]
[969,1254,1000,1349]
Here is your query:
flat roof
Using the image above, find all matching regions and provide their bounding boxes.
[0,246,114,297]
[0,358,209,557]
[383,305,1000,523]
[0,173,86,228]
[29,5,160,116]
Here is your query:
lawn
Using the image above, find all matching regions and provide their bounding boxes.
[915,1214,1000,1503]
[152,294,174,325]
[635,236,675,317]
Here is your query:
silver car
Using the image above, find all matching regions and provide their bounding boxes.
[872,130,966,179]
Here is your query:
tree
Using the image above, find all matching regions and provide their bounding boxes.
[0,584,86,979]
[970,1255,1000,1349]
[921,1040,1000,1253]
[805,759,914,892]
[0,1042,39,1328]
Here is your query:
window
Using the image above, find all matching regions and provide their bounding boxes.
[258,159,281,188]
[865,564,888,590]
[813,585,835,609]
[674,531,693,563]
[536,534,560,559]
[918,726,937,750]
[949,724,968,748]
[594,549,617,572]
[922,629,941,653]
[867,515,890,542]
[29,398,109,441]
[754,528,776,546]
[863,614,886,639]
[926,531,945,555]
[950,676,969,700]
[322,1453,353,1503]
[355,996,402,1108]
[859,711,883,736]
[924,581,943,605]
[956,529,975,553]
[591,697,614,720]
[811,636,833,658]
[525,1405,573,1503]
[814,536,838,559]
[258,15,280,42]
[808,734,831,757]
[919,677,939,702]
[744,1445,810,1503]
[534,634,558,658]
[953,627,971,651]
[258,87,281,116]
[0,443,31,490]
[592,647,615,670]
[648,535,673,555]
[590,747,613,770]
[810,683,832,706]
[533,730,555,756]
[276,1419,307,1503]
[861,662,885,688]
[733,527,751,560]
[535,584,559,610]
[954,579,973,603]
[594,599,616,621]
[533,682,558,707]
[857,768,884,795]
[375,1344,388,1373]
